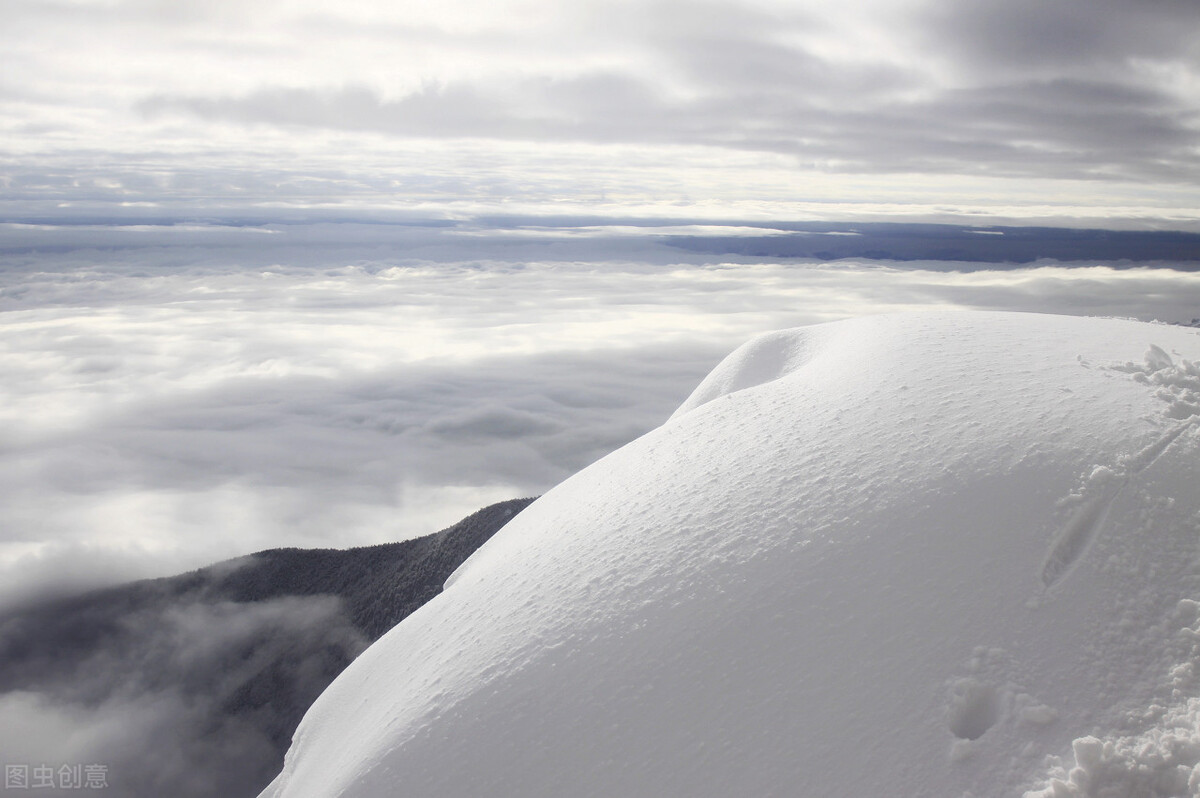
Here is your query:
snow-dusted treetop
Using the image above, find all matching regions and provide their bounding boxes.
[261,312,1200,797]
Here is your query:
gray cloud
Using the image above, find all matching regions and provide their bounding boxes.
[8,348,711,495]
[0,349,716,609]
[0,594,365,798]
[921,0,1200,76]
[135,77,670,142]
[6,0,1200,215]
[115,0,1200,186]
[135,69,1200,185]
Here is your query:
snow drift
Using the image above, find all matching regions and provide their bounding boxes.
[261,312,1200,797]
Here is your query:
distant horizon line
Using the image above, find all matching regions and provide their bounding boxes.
[5,213,1200,266]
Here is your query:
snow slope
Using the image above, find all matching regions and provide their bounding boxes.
[260,312,1200,797]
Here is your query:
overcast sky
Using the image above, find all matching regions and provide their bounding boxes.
[4,0,1200,222]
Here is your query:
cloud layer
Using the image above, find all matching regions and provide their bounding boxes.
[3,0,1200,217]
[0,594,365,797]
[3,223,1200,605]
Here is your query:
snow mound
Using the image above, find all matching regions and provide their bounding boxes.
[260,312,1200,798]
[669,326,828,419]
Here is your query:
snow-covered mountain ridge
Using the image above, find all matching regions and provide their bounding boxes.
[262,312,1200,797]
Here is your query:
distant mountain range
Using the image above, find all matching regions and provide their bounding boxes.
[0,497,535,798]
[665,222,1200,265]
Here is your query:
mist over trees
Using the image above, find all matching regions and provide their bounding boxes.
[0,498,534,798]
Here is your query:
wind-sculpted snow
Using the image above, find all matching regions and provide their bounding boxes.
[668,326,827,419]
[261,312,1200,798]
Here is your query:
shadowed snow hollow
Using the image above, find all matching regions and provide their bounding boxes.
[261,312,1200,798]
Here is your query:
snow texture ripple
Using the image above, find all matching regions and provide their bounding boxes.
[260,312,1200,798]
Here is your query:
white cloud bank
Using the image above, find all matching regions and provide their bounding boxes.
[3,231,1200,605]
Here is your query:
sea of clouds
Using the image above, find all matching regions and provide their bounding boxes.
[3,218,1200,607]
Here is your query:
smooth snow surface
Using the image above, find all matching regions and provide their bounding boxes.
[261,312,1200,797]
